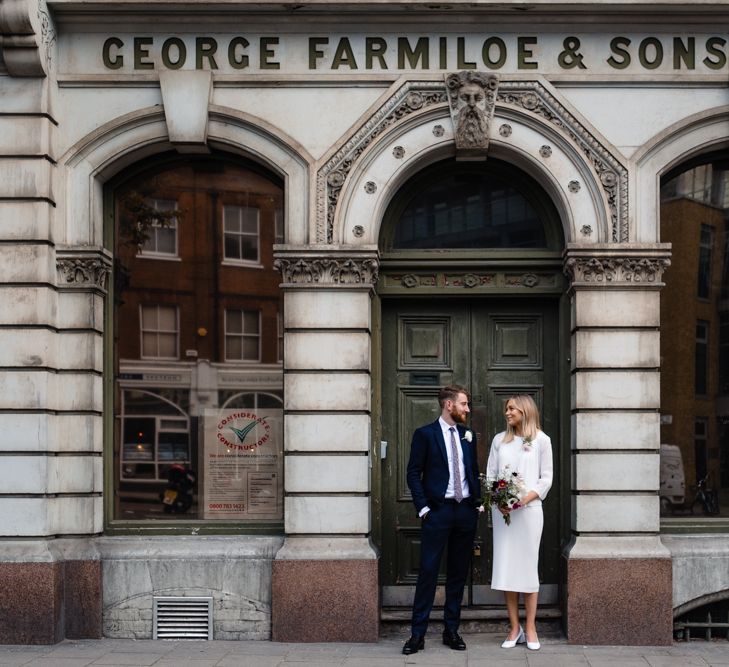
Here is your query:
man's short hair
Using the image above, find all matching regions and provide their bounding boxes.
[438,384,470,408]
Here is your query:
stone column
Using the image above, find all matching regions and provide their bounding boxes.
[563,244,673,645]
[271,247,379,642]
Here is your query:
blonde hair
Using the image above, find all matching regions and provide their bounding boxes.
[503,394,541,443]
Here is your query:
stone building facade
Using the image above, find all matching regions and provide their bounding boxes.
[1,0,729,646]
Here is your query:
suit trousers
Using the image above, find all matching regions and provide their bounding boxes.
[411,500,478,636]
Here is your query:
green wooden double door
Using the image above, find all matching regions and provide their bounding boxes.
[380,297,561,607]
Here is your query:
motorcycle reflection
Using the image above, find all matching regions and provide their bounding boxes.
[160,464,197,514]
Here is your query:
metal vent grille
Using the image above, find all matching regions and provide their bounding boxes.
[153,596,213,640]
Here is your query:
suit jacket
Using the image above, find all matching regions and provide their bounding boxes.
[406,419,480,514]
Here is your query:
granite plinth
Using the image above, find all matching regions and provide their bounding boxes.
[64,560,103,639]
[0,562,63,644]
[272,559,378,642]
[566,557,672,645]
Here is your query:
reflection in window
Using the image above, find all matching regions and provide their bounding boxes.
[225,309,261,361]
[113,157,284,523]
[223,205,260,263]
[139,199,178,257]
[660,159,729,519]
[698,225,714,299]
[140,305,178,359]
[386,160,555,250]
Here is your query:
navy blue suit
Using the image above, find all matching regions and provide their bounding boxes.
[406,419,480,637]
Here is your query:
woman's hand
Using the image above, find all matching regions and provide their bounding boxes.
[498,506,511,516]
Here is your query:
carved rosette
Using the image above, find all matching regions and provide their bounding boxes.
[56,248,113,292]
[274,256,380,286]
[564,253,671,286]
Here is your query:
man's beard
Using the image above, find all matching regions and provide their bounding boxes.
[456,106,487,146]
[450,407,468,424]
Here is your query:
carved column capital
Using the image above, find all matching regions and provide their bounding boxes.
[56,247,113,293]
[273,247,379,288]
[563,244,671,289]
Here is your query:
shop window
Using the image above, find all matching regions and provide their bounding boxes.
[111,155,284,526]
[223,205,260,264]
[660,157,729,523]
[225,309,261,361]
[140,305,178,359]
[381,158,561,251]
[139,198,178,258]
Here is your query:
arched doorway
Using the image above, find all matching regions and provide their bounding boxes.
[376,157,568,613]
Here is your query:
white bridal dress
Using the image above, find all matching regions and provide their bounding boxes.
[486,431,553,593]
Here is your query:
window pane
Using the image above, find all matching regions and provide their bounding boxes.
[243,311,259,333]
[241,237,258,262]
[226,336,242,360]
[158,306,177,331]
[226,310,242,334]
[240,207,259,234]
[223,206,241,232]
[388,159,553,250]
[158,332,177,358]
[142,332,157,357]
[243,337,259,360]
[141,306,157,329]
[224,234,241,259]
[156,227,176,254]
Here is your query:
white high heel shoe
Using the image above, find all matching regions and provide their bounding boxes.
[501,626,525,648]
[525,632,541,650]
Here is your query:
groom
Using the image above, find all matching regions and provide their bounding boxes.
[402,385,481,655]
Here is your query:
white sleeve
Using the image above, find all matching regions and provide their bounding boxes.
[486,433,501,479]
[533,433,553,500]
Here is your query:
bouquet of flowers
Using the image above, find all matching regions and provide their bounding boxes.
[480,465,526,525]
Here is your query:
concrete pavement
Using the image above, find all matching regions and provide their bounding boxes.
[1,634,728,667]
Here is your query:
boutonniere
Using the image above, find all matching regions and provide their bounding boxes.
[462,430,473,443]
[522,435,533,451]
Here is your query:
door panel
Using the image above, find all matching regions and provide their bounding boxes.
[381,298,561,606]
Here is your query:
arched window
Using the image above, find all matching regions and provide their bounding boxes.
[111,153,284,525]
[660,154,729,521]
[381,158,561,251]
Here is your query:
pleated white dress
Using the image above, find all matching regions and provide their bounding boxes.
[487,431,553,593]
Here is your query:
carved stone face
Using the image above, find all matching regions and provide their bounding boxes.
[459,82,484,108]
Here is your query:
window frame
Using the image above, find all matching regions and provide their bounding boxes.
[137,198,180,260]
[224,308,262,363]
[139,304,180,360]
[222,204,262,267]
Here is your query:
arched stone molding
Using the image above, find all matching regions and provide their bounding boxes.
[58,104,313,248]
[674,589,729,618]
[318,77,628,246]
[633,106,729,243]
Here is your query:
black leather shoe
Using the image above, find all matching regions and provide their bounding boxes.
[443,630,467,650]
[402,634,425,655]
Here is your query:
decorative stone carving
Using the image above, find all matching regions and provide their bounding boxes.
[497,81,628,242]
[540,145,552,158]
[274,255,379,286]
[317,78,628,244]
[0,0,54,77]
[316,81,448,243]
[581,225,593,236]
[499,124,512,138]
[564,253,671,286]
[56,248,113,291]
[568,180,581,193]
[364,181,377,194]
[392,146,406,159]
[352,225,365,238]
[445,71,499,157]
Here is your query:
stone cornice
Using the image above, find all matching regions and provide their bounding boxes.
[0,0,55,77]
[56,246,113,292]
[273,247,379,288]
[563,244,672,288]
